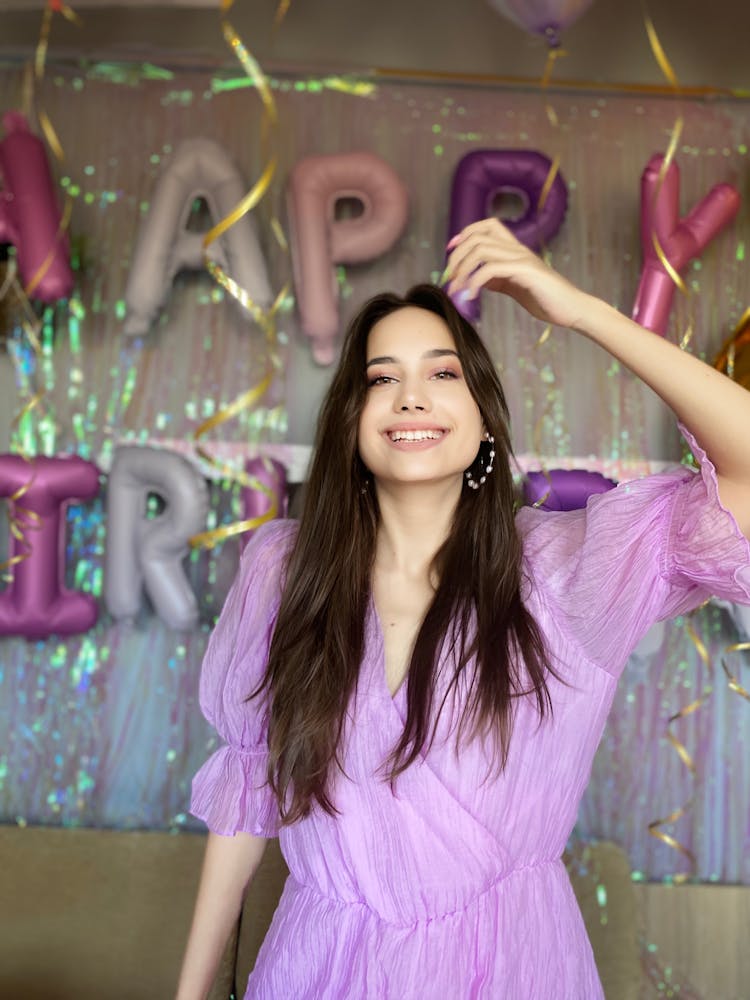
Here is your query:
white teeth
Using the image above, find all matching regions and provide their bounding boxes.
[388,429,443,442]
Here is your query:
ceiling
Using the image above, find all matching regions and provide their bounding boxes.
[0,0,747,94]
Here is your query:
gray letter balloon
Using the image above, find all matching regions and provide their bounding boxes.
[123,137,273,337]
[105,446,209,630]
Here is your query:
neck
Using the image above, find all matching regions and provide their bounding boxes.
[373,476,461,577]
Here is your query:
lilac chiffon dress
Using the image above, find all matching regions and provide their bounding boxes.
[191,433,750,999]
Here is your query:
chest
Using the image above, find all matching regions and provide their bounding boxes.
[372,572,435,697]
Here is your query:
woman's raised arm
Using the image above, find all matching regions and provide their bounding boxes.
[444,217,750,536]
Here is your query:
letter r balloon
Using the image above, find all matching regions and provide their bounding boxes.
[287,152,410,365]
[104,447,209,631]
[447,150,568,322]
[0,455,100,639]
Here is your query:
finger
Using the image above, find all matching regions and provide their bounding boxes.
[457,216,511,242]
[444,220,520,279]
[446,240,525,294]
[444,232,495,283]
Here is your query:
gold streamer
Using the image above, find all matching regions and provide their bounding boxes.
[2,2,78,577]
[190,0,292,549]
[1,277,46,580]
[642,6,694,350]
[721,642,750,702]
[26,0,80,298]
[713,307,750,390]
[647,614,713,881]
[528,41,565,482]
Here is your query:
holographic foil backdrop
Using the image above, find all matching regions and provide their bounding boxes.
[0,62,748,884]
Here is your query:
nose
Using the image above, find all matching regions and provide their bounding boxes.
[395,377,429,413]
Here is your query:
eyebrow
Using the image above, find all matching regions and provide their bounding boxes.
[366,348,460,369]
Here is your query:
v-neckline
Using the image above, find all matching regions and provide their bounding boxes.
[368,594,409,705]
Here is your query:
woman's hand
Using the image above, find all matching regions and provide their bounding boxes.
[444,219,750,535]
[444,217,590,330]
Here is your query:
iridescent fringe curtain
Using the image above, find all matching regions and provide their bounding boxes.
[0,62,748,882]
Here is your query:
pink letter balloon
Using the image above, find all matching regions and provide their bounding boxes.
[0,455,99,638]
[447,149,568,322]
[123,138,273,337]
[522,468,616,511]
[287,151,409,365]
[631,154,740,336]
[241,456,288,551]
[0,112,74,302]
[486,0,596,46]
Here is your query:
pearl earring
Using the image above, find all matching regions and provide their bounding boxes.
[465,434,495,490]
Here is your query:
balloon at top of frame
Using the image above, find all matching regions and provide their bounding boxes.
[486,0,596,46]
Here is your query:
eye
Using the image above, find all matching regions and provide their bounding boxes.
[367,374,397,387]
[431,368,459,380]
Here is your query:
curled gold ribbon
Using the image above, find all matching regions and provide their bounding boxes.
[1,279,46,580]
[26,0,80,298]
[642,6,694,350]
[189,1,293,550]
[712,307,750,389]
[203,0,290,333]
[647,614,713,880]
[2,1,75,579]
[527,39,566,471]
[721,641,750,701]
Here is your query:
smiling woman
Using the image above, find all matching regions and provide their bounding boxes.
[178,219,750,1000]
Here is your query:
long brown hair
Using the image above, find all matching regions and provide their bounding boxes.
[256,284,553,824]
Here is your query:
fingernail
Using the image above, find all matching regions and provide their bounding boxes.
[446,234,461,250]
[438,266,450,285]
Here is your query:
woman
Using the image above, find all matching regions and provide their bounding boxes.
[177,219,750,999]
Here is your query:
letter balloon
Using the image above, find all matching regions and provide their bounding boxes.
[123,138,273,337]
[241,456,288,550]
[523,468,616,511]
[287,151,409,365]
[0,112,74,302]
[104,446,209,630]
[486,0,597,46]
[0,455,100,638]
[631,154,740,336]
[447,149,568,322]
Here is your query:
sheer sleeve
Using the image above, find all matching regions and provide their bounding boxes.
[190,519,298,836]
[517,427,750,678]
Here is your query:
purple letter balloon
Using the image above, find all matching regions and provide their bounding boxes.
[523,467,616,512]
[241,457,288,551]
[447,149,568,322]
[486,0,596,47]
[0,455,100,638]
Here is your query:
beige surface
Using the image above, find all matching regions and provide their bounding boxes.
[634,883,750,1000]
[0,825,235,1000]
[12,824,741,1000]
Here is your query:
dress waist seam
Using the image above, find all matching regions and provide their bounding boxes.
[288,856,562,929]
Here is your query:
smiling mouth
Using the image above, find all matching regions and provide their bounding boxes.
[385,429,447,443]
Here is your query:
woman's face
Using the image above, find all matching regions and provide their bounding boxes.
[357,306,484,490]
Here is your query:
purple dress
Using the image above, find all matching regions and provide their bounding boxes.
[191,432,750,999]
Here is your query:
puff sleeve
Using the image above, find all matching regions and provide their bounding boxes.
[517,428,750,678]
[190,519,298,837]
